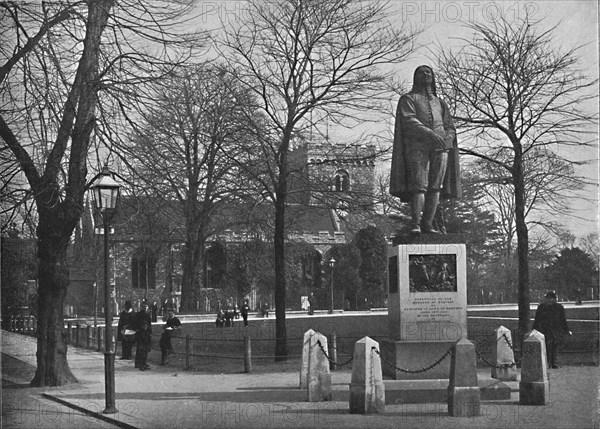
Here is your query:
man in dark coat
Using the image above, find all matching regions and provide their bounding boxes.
[134,301,152,370]
[390,65,461,234]
[240,299,250,327]
[117,300,136,359]
[150,301,158,323]
[533,291,572,368]
[159,309,181,365]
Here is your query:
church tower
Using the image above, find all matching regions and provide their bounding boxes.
[304,140,376,209]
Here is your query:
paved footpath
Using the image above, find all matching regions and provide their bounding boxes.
[2,330,599,429]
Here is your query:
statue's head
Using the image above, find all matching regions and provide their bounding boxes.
[412,65,437,96]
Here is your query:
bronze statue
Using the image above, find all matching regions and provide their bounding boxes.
[389,65,461,234]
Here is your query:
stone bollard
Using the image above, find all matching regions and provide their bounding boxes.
[519,329,549,405]
[349,337,385,414]
[492,326,518,381]
[448,338,481,417]
[307,332,332,402]
[300,329,316,389]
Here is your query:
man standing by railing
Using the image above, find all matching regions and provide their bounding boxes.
[159,309,181,365]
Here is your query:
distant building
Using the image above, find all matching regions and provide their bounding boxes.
[66,139,394,314]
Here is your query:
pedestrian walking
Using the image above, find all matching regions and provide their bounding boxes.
[240,299,250,327]
[215,310,225,328]
[533,291,572,368]
[261,302,269,318]
[225,304,234,327]
[151,301,158,323]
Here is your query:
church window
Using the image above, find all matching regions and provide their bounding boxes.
[132,248,157,290]
[334,170,350,192]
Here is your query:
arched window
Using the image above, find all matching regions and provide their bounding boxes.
[334,170,350,192]
[131,248,157,290]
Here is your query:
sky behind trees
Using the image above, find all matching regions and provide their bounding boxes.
[194,0,598,235]
[402,0,599,236]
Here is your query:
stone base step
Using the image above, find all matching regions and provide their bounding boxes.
[382,377,513,404]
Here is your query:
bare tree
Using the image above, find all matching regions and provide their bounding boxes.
[218,0,419,358]
[0,1,202,386]
[121,63,259,311]
[434,14,598,342]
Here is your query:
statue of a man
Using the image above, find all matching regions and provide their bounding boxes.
[389,65,461,234]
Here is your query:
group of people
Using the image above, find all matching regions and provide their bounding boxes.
[117,300,181,371]
[215,300,252,327]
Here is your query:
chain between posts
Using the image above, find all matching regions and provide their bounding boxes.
[316,333,530,373]
[372,346,452,374]
[473,332,538,368]
[473,333,517,369]
[316,340,354,367]
[501,332,538,365]
[474,346,516,369]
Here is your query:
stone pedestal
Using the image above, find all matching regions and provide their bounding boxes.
[349,337,385,414]
[385,237,467,380]
[491,325,518,381]
[447,339,481,417]
[519,330,549,405]
[381,339,454,379]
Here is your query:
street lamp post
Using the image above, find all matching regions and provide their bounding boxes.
[91,166,121,415]
[328,257,336,314]
[93,282,98,328]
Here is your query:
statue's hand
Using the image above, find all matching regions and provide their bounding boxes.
[431,133,445,149]
[443,134,454,149]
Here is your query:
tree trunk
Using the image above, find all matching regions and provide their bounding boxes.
[273,129,292,361]
[30,216,78,386]
[180,236,202,312]
[513,151,530,347]
[274,195,287,360]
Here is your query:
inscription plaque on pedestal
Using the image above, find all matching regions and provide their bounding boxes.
[383,241,467,379]
[388,243,467,341]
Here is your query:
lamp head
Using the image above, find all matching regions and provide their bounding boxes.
[91,166,121,217]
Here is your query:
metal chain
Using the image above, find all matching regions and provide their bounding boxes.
[372,346,452,374]
[316,340,354,367]
[502,333,516,351]
[474,346,516,369]
[471,333,517,369]
[503,333,542,365]
[474,335,497,347]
